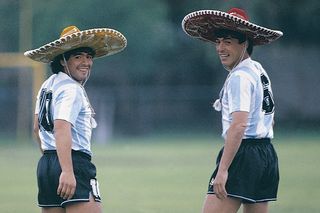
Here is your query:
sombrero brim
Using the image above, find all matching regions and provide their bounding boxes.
[24,28,127,63]
[182,10,283,45]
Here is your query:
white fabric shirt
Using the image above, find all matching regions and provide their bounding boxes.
[220,58,274,139]
[35,72,96,155]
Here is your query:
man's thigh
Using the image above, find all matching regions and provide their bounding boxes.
[243,202,268,213]
[66,194,102,213]
[202,194,241,213]
[42,207,65,213]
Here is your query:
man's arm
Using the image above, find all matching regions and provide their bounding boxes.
[213,111,248,199]
[33,115,43,154]
[54,119,76,200]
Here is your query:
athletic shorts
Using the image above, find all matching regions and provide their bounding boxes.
[37,150,101,208]
[207,138,279,203]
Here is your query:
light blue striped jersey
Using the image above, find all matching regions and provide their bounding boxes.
[35,72,96,156]
[220,58,275,139]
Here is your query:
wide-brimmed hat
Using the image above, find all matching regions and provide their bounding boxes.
[24,25,127,63]
[182,8,283,45]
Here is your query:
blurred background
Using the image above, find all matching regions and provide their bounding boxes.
[1,0,319,142]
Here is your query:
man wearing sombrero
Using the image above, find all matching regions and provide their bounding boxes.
[25,26,126,212]
[182,8,282,213]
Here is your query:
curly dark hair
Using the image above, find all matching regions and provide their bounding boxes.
[50,47,96,74]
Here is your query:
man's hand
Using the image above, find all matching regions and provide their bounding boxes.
[213,170,228,199]
[57,171,76,200]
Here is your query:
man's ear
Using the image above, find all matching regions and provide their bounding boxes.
[244,41,248,49]
[60,59,66,66]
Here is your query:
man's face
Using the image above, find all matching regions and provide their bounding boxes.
[215,36,247,70]
[62,52,93,83]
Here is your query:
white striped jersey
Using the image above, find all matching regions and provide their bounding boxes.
[220,58,275,139]
[35,72,96,156]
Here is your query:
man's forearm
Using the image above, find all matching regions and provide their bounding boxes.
[219,126,244,171]
[219,112,248,171]
[54,120,73,173]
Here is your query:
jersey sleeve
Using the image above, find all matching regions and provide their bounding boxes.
[227,72,253,113]
[53,84,82,126]
[35,79,48,115]
[34,89,41,115]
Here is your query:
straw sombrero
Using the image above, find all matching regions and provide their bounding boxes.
[182,8,283,45]
[24,26,127,63]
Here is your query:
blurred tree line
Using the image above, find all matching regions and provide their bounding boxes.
[1,0,320,138]
[1,0,319,85]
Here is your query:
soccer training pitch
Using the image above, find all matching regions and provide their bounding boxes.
[0,133,319,213]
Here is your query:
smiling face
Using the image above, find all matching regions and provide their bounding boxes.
[61,51,94,84]
[215,36,249,70]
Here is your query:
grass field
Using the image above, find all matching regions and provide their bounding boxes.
[0,133,319,213]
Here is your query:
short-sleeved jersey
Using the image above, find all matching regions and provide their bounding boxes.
[220,58,275,139]
[35,72,96,156]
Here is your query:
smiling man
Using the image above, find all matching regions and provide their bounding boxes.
[182,8,283,213]
[24,26,126,213]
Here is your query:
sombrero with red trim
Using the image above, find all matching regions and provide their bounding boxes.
[182,8,283,45]
[24,25,127,63]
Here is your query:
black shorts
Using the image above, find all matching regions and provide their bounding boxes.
[207,138,279,203]
[37,150,101,208]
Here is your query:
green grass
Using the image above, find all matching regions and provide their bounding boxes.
[0,133,319,213]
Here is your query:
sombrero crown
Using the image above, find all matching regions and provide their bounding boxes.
[182,8,283,45]
[24,26,127,63]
